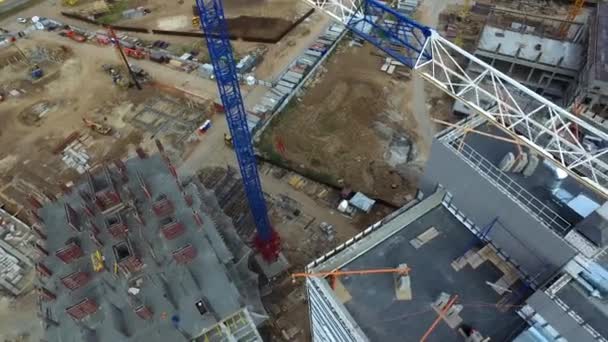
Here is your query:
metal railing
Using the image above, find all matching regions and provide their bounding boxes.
[445,140,571,234]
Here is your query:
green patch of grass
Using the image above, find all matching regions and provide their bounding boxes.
[0,0,45,21]
[97,0,130,25]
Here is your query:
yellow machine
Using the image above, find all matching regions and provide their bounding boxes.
[83,117,112,135]
[224,133,233,148]
[63,0,79,6]
[192,17,200,28]
[91,250,104,272]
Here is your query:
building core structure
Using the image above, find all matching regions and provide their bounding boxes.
[34,149,266,342]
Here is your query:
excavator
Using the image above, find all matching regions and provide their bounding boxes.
[82,117,112,135]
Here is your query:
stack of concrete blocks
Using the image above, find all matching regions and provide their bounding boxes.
[396,0,419,16]
[61,137,91,174]
[0,247,24,294]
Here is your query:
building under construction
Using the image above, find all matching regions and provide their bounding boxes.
[33,148,266,341]
[455,2,608,121]
[305,116,608,341]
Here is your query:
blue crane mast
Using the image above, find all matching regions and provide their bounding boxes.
[195,0,280,262]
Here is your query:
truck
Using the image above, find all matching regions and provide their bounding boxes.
[63,30,86,43]
[124,47,146,59]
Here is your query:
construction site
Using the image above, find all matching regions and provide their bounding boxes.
[1,0,608,341]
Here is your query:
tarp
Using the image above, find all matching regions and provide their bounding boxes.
[349,192,375,213]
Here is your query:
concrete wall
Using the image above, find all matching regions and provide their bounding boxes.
[420,140,576,283]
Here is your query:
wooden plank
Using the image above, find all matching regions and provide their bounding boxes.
[333,279,352,304]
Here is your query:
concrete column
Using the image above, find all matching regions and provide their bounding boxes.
[508,61,516,74]
[539,72,557,96]
[600,103,608,117]
[526,67,536,82]
[508,47,522,74]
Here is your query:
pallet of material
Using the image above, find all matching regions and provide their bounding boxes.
[316,38,334,45]
[274,85,292,95]
[266,91,283,102]
[252,104,268,115]
[305,49,323,57]
[285,70,303,79]
[290,64,308,74]
[277,80,296,89]
[282,75,301,85]
[298,57,316,66]
[309,45,327,53]
[261,98,278,109]
[270,88,286,98]
[320,33,339,41]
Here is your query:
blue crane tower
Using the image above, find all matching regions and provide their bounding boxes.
[195,0,280,262]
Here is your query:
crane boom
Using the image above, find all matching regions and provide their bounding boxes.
[304,0,608,196]
[292,267,410,280]
[196,0,280,261]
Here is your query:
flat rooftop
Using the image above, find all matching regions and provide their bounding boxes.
[447,121,603,235]
[477,25,583,71]
[310,192,527,341]
[554,280,608,338]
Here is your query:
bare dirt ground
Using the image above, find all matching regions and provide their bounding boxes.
[0,31,221,210]
[258,40,454,206]
[0,38,137,207]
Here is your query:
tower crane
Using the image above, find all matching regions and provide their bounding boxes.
[195,0,280,262]
[194,0,608,263]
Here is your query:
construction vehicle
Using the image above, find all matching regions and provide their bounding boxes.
[63,30,86,43]
[192,16,200,29]
[30,65,43,80]
[91,250,104,272]
[107,27,142,90]
[124,47,146,59]
[62,0,79,6]
[83,117,112,135]
[224,133,233,147]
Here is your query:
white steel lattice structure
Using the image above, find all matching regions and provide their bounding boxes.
[303,0,608,196]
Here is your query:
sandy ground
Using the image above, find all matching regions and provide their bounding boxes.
[0,292,42,341]
[255,12,330,81]
[258,39,455,206]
